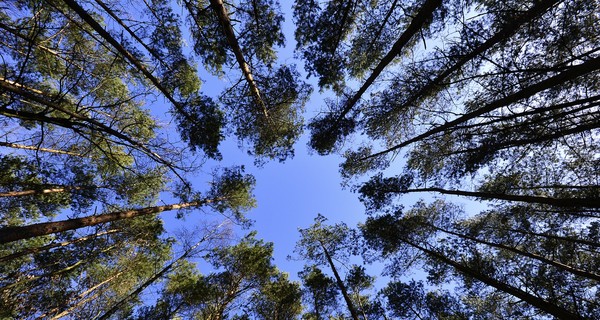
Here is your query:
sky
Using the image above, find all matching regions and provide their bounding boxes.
[155,1,486,284]
[155,2,381,282]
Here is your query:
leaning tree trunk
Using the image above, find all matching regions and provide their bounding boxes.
[319,242,360,320]
[208,0,269,119]
[403,238,583,319]
[0,201,207,244]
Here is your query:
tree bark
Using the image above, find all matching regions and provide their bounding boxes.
[0,201,206,244]
[394,0,559,113]
[60,0,201,136]
[208,0,269,119]
[0,78,172,170]
[335,0,442,122]
[0,141,85,157]
[0,186,84,198]
[399,187,600,208]
[319,242,360,320]
[97,221,228,320]
[425,223,600,282]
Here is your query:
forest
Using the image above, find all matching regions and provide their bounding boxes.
[0,0,598,319]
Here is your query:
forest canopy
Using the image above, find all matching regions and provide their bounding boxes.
[1,0,598,319]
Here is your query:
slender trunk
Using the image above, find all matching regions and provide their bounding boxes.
[336,0,442,122]
[97,221,228,320]
[496,227,600,249]
[0,201,206,244]
[50,291,101,320]
[402,238,583,319]
[319,242,360,320]
[452,96,600,133]
[92,0,169,69]
[363,55,600,160]
[208,0,269,119]
[399,187,600,208]
[426,223,600,282]
[0,186,85,198]
[60,0,202,144]
[0,141,85,157]
[36,270,123,320]
[365,0,399,53]
[0,229,119,263]
[60,0,174,106]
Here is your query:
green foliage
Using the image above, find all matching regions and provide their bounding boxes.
[249,272,303,320]
[207,166,257,223]
[174,94,225,159]
[299,265,339,319]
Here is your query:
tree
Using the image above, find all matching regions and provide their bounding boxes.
[133,232,283,320]
[295,215,360,320]
[360,201,597,319]
[0,166,255,244]
[248,271,303,320]
[299,0,599,316]
[186,0,312,161]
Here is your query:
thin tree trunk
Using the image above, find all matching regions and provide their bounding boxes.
[0,79,174,172]
[59,0,202,146]
[335,0,442,122]
[0,229,120,263]
[426,223,600,282]
[496,227,600,249]
[92,0,169,69]
[50,291,101,320]
[0,201,207,244]
[0,186,85,198]
[398,187,600,208]
[403,238,584,319]
[36,270,123,320]
[363,55,600,160]
[208,0,269,119]
[319,242,360,320]
[0,141,85,157]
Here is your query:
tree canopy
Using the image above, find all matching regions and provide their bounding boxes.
[1,0,599,318]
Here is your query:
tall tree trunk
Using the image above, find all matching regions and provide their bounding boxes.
[335,0,442,122]
[0,186,84,198]
[208,0,269,119]
[92,0,169,69]
[319,242,360,320]
[492,227,600,249]
[0,79,174,172]
[0,201,207,244]
[60,0,202,143]
[0,141,84,157]
[395,0,559,113]
[0,245,116,291]
[399,187,600,208]
[403,238,584,319]
[37,270,124,320]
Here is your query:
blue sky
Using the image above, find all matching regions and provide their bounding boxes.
[153,1,379,282]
